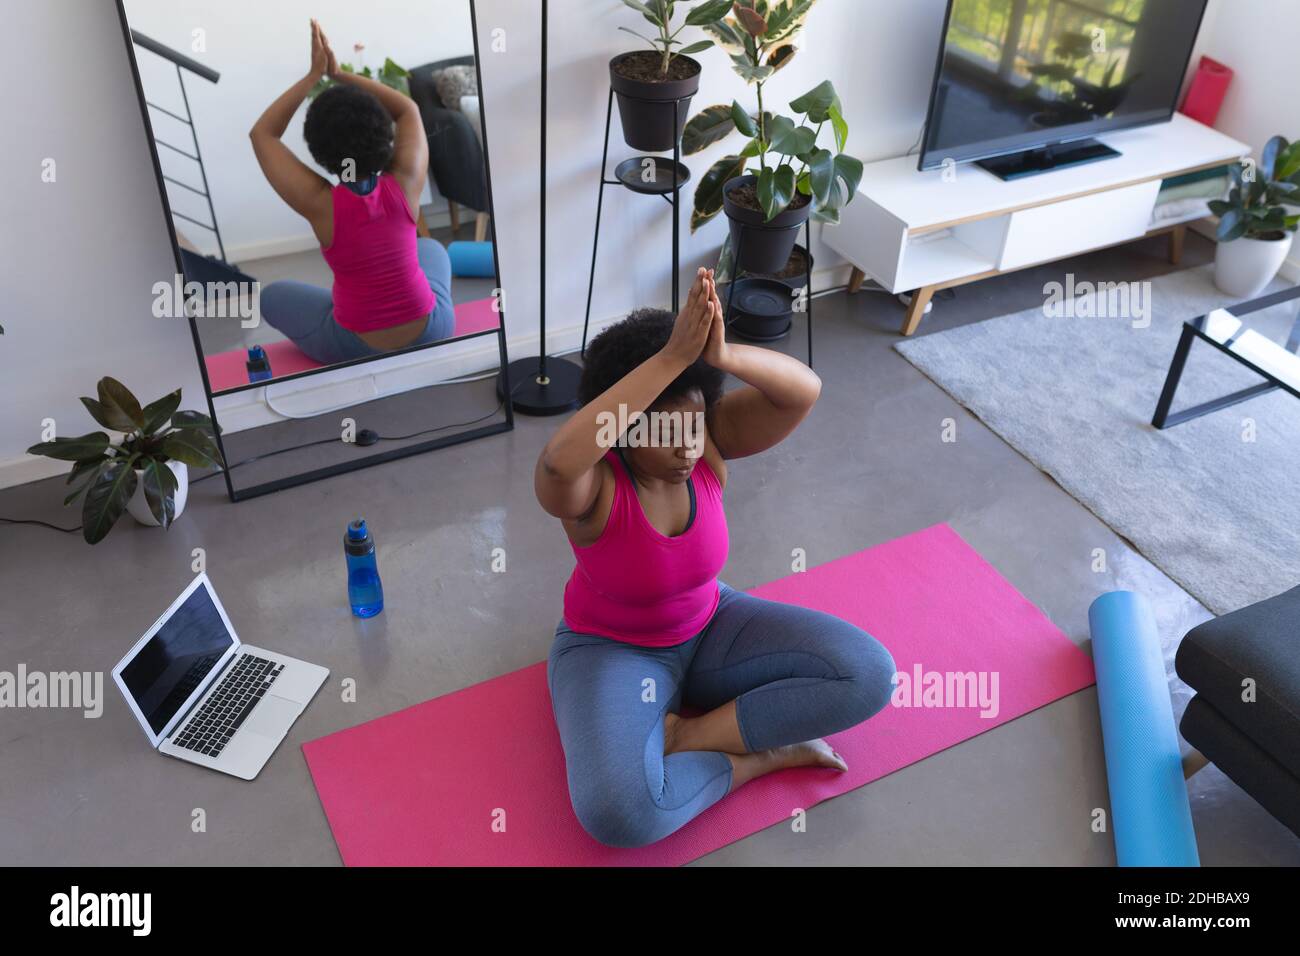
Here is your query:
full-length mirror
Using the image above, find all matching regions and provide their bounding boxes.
[120,0,510,499]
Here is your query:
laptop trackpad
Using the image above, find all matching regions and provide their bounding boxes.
[243,695,299,740]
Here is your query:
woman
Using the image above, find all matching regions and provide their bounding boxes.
[535,268,896,849]
[248,20,454,365]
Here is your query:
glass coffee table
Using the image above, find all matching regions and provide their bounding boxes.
[1152,284,1300,429]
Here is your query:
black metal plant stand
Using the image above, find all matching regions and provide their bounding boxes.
[581,87,692,355]
[723,219,816,368]
[499,0,582,415]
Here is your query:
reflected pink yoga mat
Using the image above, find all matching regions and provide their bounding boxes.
[303,524,1095,866]
[203,297,500,392]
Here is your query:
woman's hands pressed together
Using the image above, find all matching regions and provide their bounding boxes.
[701,270,732,371]
[309,19,339,82]
[662,268,721,370]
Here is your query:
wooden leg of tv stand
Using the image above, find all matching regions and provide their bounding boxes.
[848,266,867,293]
[1168,224,1186,266]
[901,286,935,336]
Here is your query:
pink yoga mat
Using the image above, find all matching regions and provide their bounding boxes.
[204,297,500,392]
[303,524,1095,866]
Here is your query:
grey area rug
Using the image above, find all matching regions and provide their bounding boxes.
[896,264,1300,615]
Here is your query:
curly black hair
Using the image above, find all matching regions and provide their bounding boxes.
[303,84,395,178]
[579,308,725,408]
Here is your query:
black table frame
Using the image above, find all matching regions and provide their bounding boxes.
[1152,285,1300,429]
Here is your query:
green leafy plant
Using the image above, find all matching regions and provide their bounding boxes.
[682,0,862,229]
[26,378,223,544]
[618,0,729,77]
[1018,30,1137,126]
[1209,136,1300,241]
[309,57,410,99]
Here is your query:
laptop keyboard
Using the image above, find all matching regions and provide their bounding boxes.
[172,654,285,758]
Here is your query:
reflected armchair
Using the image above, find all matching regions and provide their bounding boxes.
[407,55,490,240]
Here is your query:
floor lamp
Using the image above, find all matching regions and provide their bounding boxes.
[498,0,581,415]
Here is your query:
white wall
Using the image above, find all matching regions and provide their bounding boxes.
[474,0,951,355]
[1199,0,1300,277]
[1,0,205,488]
[1197,0,1300,154]
[124,0,474,261]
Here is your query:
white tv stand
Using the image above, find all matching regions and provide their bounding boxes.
[822,113,1248,335]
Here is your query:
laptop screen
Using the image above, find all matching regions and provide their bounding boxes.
[119,583,235,735]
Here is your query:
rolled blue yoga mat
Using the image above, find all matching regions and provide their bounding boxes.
[447,241,495,278]
[1088,591,1200,866]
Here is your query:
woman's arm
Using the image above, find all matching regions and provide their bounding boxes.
[324,32,428,209]
[535,270,717,521]
[701,282,822,460]
[248,21,332,228]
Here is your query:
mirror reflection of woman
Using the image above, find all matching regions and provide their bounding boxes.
[535,269,897,848]
[249,20,454,364]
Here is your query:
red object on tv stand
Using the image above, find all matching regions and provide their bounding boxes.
[1180,56,1233,127]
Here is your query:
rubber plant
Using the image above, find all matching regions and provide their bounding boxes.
[26,378,223,544]
[618,0,729,77]
[682,0,862,230]
[1209,135,1300,241]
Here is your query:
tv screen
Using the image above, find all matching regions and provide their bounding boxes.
[918,0,1209,171]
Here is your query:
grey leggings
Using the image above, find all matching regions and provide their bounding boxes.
[258,237,455,366]
[547,582,896,848]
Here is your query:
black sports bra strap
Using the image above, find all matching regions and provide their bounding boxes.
[613,446,697,532]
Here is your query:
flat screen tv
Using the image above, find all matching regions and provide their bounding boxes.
[918,0,1210,179]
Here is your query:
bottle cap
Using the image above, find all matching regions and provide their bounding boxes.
[345,517,373,556]
[246,345,271,373]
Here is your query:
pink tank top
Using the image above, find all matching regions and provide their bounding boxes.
[321,174,436,333]
[563,450,729,647]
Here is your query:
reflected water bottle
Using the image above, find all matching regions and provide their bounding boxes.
[345,518,384,618]
[246,345,273,383]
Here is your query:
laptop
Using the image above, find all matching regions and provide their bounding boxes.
[112,573,329,780]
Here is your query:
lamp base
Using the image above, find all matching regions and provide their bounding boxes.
[498,355,582,416]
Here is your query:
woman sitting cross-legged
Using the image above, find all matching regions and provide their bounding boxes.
[535,267,896,849]
[248,20,454,365]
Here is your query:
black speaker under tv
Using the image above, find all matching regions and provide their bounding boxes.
[918,0,1210,179]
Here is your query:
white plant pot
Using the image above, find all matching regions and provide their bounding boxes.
[126,459,189,527]
[1214,232,1294,299]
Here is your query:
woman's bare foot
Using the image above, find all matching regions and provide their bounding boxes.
[726,738,846,791]
[663,712,683,755]
[662,702,746,755]
[766,738,847,772]
[663,712,844,771]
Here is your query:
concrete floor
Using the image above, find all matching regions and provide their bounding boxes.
[3,230,1298,865]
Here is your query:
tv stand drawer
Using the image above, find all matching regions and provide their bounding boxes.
[998,180,1162,271]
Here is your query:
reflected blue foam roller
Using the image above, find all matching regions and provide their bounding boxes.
[447,241,495,278]
[1088,591,1199,866]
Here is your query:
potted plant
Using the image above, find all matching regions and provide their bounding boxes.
[1018,31,1138,128]
[683,1,862,275]
[610,0,729,151]
[309,46,410,99]
[1209,135,1300,298]
[26,378,224,544]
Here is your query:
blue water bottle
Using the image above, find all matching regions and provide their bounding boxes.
[344,518,384,618]
[246,345,273,383]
